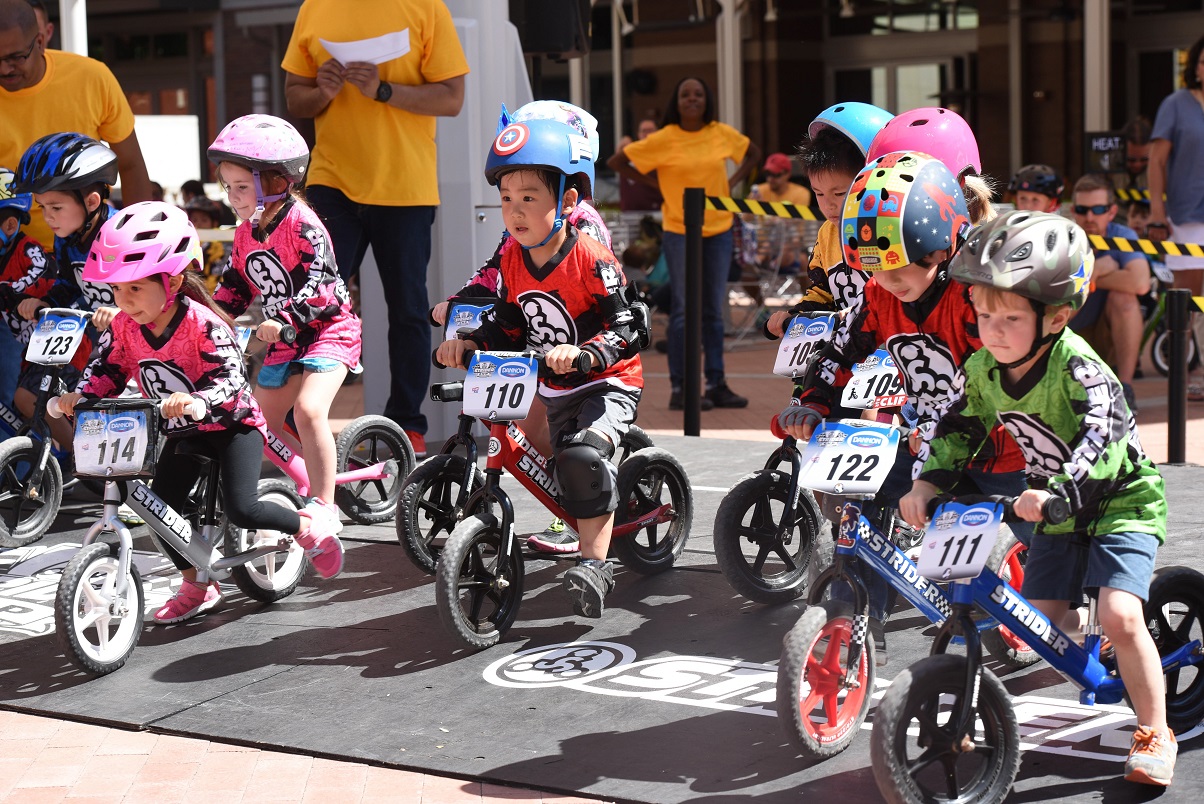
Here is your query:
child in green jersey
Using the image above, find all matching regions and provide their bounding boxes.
[899,210,1174,788]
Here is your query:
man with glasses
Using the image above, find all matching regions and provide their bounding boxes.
[0,0,151,248]
[1069,172,1151,412]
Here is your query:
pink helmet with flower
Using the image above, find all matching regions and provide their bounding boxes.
[866,107,981,182]
[208,114,309,228]
[84,202,203,311]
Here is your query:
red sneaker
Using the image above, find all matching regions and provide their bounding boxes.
[405,430,427,459]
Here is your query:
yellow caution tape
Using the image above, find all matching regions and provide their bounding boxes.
[1087,233,1204,259]
[705,196,818,221]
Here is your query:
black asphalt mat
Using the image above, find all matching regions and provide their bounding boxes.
[0,438,1201,803]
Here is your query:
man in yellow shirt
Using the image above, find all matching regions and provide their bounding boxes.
[750,152,812,207]
[283,0,469,458]
[0,0,152,249]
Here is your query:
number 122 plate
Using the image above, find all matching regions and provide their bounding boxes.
[799,419,898,495]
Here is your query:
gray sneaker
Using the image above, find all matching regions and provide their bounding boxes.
[563,559,615,618]
[1124,725,1176,786]
[527,518,580,553]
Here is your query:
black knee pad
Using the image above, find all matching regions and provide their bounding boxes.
[554,431,617,519]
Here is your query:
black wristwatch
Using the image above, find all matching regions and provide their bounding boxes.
[374,81,393,103]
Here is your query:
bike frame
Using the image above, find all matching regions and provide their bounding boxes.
[932,569,1204,720]
[260,424,395,499]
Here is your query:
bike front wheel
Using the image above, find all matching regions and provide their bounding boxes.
[0,436,63,548]
[334,415,414,524]
[777,600,876,759]
[714,470,827,604]
[871,654,1020,804]
[55,542,144,675]
[436,515,525,650]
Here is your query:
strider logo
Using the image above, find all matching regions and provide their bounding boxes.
[130,483,191,544]
[265,429,293,463]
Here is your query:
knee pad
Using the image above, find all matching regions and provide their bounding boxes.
[554,430,617,519]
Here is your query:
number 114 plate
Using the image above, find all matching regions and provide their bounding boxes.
[799,419,898,495]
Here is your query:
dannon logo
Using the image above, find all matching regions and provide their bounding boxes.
[499,364,527,378]
[108,417,138,434]
[849,432,884,448]
[56,319,80,333]
[804,321,828,337]
[960,509,993,528]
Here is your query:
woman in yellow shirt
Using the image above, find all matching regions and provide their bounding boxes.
[609,77,761,410]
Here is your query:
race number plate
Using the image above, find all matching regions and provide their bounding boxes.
[74,407,154,478]
[463,352,538,421]
[27,309,89,367]
[841,348,907,410]
[918,501,1003,581]
[799,419,898,495]
[446,303,493,342]
[235,325,254,353]
[773,314,835,379]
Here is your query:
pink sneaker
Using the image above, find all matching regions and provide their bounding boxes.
[295,514,345,579]
[154,579,222,624]
[303,497,343,534]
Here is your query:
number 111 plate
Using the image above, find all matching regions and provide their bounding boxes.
[918,501,1002,581]
[799,419,898,495]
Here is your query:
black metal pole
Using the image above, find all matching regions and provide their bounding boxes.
[683,188,704,437]
[1167,289,1189,464]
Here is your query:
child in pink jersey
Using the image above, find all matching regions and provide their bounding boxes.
[207,115,362,532]
[58,202,345,624]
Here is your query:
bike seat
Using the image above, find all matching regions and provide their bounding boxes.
[431,382,464,402]
[174,438,220,462]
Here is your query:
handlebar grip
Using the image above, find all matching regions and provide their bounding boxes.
[160,398,205,421]
[47,396,64,419]
[574,351,593,374]
[1042,496,1070,525]
[279,324,297,344]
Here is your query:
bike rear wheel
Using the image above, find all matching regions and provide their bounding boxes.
[334,415,414,524]
[55,542,144,675]
[436,515,525,650]
[979,530,1040,669]
[226,479,308,603]
[611,447,692,575]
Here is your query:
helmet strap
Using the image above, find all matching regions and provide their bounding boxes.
[160,274,178,313]
[996,300,1059,370]
[250,170,289,232]
[521,174,567,251]
[64,190,105,251]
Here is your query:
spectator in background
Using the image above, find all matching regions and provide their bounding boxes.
[1070,173,1151,412]
[749,152,812,208]
[608,76,761,411]
[0,0,152,249]
[150,181,164,202]
[26,0,51,46]
[1148,34,1204,400]
[183,195,230,293]
[179,179,206,205]
[283,0,469,458]
[616,118,663,212]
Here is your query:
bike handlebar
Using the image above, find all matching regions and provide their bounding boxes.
[432,347,593,378]
[925,493,1070,525]
[48,396,206,422]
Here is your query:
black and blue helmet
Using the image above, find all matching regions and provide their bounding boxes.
[14,132,118,195]
[0,168,32,224]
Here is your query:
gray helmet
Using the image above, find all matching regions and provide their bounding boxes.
[951,210,1094,309]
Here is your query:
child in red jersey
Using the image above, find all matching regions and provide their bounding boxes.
[0,167,54,406]
[58,202,345,624]
[437,117,645,619]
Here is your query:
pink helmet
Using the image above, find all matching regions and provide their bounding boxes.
[207,114,309,183]
[866,107,981,182]
[84,202,203,311]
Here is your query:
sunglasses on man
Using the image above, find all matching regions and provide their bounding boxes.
[1073,203,1113,216]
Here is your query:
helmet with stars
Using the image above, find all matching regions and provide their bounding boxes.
[841,151,970,272]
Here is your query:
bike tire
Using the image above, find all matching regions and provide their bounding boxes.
[396,454,486,576]
[713,470,828,605]
[436,514,524,650]
[226,479,308,603]
[979,529,1040,670]
[1144,565,1204,732]
[1151,327,1200,377]
[0,436,63,548]
[871,654,1020,804]
[54,542,144,675]
[334,415,414,525]
[777,600,876,759]
[610,447,692,575]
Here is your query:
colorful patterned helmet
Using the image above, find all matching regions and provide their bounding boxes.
[0,167,32,225]
[808,102,894,158]
[207,114,309,184]
[14,132,118,195]
[485,117,595,200]
[84,202,203,310]
[841,151,970,271]
[866,107,981,181]
[1007,164,1064,200]
[506,100,600,162]
[951,210,1094,309]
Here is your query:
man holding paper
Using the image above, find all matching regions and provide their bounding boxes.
[283,0,469,458]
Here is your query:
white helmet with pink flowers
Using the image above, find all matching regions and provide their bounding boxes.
[84,202,203,311]
[207,114,310,227]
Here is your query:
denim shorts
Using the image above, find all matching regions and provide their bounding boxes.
[1020,530,1158,603]
[256,357,346,389]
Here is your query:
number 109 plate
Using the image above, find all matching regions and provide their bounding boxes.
[799,419,898,495]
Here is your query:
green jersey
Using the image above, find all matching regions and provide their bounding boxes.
[917,329,1166,542]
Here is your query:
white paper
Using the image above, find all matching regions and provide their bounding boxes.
[320,29,410,66]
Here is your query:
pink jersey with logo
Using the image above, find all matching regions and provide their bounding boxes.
[77,298,264,436]
[216,199,361,369]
